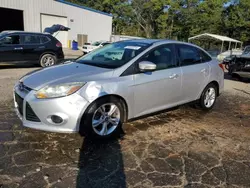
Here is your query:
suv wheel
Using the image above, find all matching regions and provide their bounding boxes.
[80,97,124,139]
[40,54,57,67]
[199,83,217,111]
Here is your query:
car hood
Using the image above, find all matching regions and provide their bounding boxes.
[21,62,114,90]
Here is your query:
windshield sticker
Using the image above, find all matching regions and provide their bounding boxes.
[125,46,141,50]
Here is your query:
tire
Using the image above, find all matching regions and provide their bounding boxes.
[232,74,242,81]
[40,54,57,67]
[199,83,217,111]
[79,96,125,139]
[228,66,236,75]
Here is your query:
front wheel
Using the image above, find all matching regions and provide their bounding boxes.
[79,97,124,139]
[199,84,217,111]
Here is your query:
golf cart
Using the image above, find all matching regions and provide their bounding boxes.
[188,33,243,61]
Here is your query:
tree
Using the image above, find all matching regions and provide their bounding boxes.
[65,0,250,44]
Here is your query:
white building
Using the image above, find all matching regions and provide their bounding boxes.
[0,0,113,47]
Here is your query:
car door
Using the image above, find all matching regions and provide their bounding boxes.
[0,34,23,62]
[21,34,45,61]
[133,44,182,117]
[176,44,210,103]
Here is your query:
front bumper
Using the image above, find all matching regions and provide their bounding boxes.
[14,85,90,133]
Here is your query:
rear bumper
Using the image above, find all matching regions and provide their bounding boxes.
[57,50,64,59]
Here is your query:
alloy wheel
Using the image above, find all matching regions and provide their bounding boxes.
[43,56,55,67]
[92,103,121,136]
[204,87,216,108]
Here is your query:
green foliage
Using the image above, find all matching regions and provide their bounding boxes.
[65,0,250,43]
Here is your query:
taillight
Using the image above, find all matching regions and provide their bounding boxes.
[56,42,62,47]
[219,63,224,71]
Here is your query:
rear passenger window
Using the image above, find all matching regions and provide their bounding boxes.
[178,45,202,66]
[40,36,50,44]
[23,35,40,44]
[200,50,212,62]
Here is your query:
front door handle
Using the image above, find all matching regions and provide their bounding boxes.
[169,74,179,79]
[201,68,207,73]
[14,47,23,50]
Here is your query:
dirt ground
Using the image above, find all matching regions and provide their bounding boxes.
[0,64,250,188]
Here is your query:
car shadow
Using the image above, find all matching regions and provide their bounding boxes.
[0,63,41,69]
[76,137,126,188]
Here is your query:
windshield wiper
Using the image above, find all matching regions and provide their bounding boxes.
[81,62,117,69]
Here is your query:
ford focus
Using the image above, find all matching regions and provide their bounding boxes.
[14,39,224,138]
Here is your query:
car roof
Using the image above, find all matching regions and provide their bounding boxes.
[1,30,51,36]
[120,39,191,45]
[123,39,164,44]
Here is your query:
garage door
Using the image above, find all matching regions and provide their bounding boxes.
[41,14,68,47]
[0,8,24,32]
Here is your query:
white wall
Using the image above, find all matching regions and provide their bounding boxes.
[0,0,112,44]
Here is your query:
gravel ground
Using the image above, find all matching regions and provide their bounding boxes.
[0,65,250,188]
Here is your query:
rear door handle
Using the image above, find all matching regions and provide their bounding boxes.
[169,74,179,79]
[14,47,23,50]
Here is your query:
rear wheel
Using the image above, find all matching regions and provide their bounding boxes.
[40,54,57,67]
[199,83,217,111]
[79,97,124,139]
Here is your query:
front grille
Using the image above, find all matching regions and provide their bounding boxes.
[26,103,41,122]
[15,93,24,115]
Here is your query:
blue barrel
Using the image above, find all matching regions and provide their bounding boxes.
[72,40,78,50]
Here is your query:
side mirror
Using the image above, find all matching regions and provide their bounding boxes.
[139,61,156,72]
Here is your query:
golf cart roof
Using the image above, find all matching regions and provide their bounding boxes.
[188,33,242,43]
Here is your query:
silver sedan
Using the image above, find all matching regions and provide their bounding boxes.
[14,40,224,138]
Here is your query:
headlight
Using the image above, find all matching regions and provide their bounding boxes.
[35,82,86,99]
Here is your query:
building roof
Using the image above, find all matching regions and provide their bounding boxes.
[55,0,112,17]
[188,33,242,43]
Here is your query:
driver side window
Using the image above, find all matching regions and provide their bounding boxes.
[0,35,20,45]
[141,44,176,71]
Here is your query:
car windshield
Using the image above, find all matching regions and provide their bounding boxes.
[0,33,6,39]
[243,46,250,55]
[91,41,102,46]
[76,41,151,69]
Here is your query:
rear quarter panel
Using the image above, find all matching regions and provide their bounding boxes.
[208,60,224,95]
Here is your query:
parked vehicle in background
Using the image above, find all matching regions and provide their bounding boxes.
[206,49,220,59]
[81,41,111,54]
[0,31,64,67]
[217,49,243,62]
[226,46,250,80]
[14,39,224,139]
[110,35,145,42]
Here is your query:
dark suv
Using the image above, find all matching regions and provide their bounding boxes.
[0,31,64,67]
